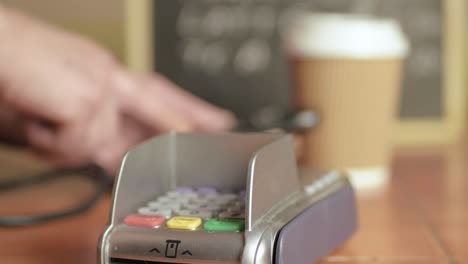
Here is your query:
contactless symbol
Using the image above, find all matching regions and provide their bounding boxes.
[165,240,181,258]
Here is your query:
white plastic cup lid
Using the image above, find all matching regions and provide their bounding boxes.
[283,13,410,59]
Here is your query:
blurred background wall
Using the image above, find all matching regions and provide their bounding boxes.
[1,0,467,146]
[2,0,466,81]
[0,0,126,62]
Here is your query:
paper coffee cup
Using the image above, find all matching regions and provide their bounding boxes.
[283,13,409,178]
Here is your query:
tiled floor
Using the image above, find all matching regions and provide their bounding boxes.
[0,144,466,264]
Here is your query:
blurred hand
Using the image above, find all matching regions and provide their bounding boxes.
[0,8,235,174]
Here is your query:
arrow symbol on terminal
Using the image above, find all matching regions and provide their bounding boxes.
[149,248,160,253]
[182,250,192,256]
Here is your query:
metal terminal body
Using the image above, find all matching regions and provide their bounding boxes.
[99,132,357,264]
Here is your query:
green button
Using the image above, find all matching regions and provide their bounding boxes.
[204,219,245,232]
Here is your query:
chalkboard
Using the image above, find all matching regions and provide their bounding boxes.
[152,0,446,123]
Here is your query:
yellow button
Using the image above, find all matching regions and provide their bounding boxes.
[167,216,202,230]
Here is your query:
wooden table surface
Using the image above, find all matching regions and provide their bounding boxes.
[0,144,466,264]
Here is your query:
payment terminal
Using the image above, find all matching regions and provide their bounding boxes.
[99,132,357,264]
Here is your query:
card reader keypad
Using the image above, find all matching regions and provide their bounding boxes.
[125,187,245,232]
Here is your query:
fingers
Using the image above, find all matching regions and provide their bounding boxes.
[124,90,194,132]
[92,116,149,175]
[0,53,109,126]
[112,71,193,132]
[113,71,236,133]
[23,103,117,167]
[142,75,236,132]
[24,121,89,166]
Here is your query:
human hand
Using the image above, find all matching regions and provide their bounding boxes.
[0,7,235,173]
[93,72,237,173]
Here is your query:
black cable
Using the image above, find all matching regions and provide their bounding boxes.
[0,164,113,227]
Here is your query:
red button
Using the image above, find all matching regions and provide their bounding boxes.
[124,214,165,227]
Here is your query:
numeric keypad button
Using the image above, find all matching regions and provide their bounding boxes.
[175,209,213,219]
[138,207,172,219]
